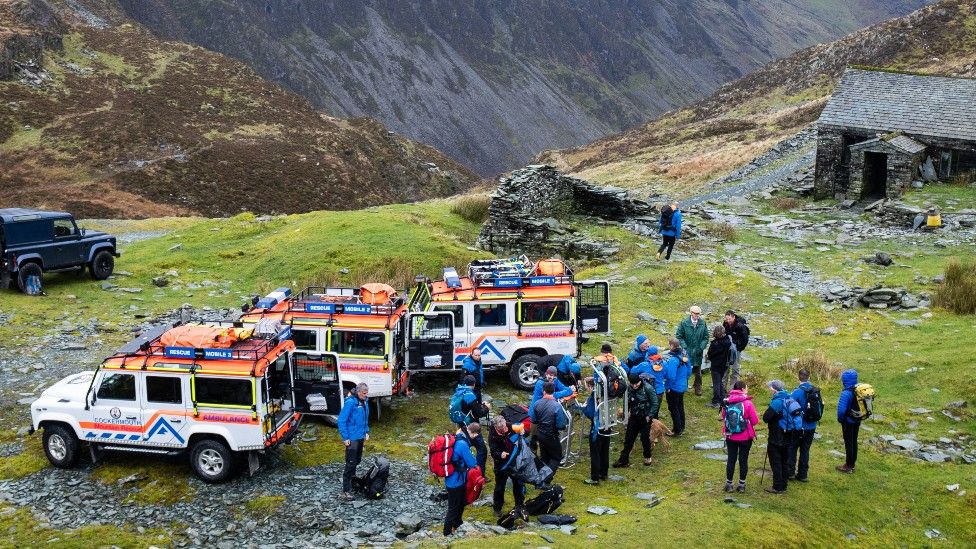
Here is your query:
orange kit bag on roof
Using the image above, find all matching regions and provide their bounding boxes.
[535,259,566,276]
[159,325,238,349]
[361,283,397,305]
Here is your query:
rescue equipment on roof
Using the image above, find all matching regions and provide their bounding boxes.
[360,283,397,305]
[159,325,252,349]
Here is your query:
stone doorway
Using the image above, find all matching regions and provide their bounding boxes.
[862,151,888,199]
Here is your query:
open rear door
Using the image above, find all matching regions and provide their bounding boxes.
[406,312,455,370]
[575,280,610,333]
[289,351,343,416]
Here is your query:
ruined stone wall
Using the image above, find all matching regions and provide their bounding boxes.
[813,127,846,199]
[847,143,922,201]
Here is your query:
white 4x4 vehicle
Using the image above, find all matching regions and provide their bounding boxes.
[29,322,340,482]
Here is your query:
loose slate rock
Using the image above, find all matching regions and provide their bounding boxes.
[693,440,725,450]
[703,453,727,461]
[586,506,617,516]
[891,439,922,452]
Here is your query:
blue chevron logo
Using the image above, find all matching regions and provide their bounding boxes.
[144,417,185,444]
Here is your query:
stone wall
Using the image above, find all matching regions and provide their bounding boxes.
[813,127,846,199]
[847,143,922,201]
[477,165,656,258]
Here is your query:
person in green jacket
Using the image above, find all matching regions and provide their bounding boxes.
[675,305,709,396]
[613,374,660,467]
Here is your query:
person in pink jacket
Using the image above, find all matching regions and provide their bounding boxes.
[720,380,760,493]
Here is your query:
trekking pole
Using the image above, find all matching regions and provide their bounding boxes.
[760,445,768,487]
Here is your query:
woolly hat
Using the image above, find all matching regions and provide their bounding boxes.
[646,346,659,357]
[636,334,648,346]
[546,366,558,376]
[767,379,785,391]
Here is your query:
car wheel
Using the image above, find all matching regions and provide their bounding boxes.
[190,439,235,483]
[510,354,542,391]
[43,424,81,468]
[89,251,115,280]
[16,262,43,295]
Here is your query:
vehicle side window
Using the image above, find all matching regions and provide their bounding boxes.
[474,304,507,327]
[291,328,318,351]
[97,373,136,401]
[53,218,77,238]
[3,219,53,245]
[330,330,385,357]
[520,300,571,324]
[195,378,252,407]
[433,305,464,328]
[146,376,182,404]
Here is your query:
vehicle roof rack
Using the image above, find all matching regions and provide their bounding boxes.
[463,256,574,289]
[285,286,406,316]
[108,321,288,363]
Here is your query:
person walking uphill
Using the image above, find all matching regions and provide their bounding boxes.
[676,305,709,396]
[450,375,491,473]
[488,416,525,517]
[656,203,683,261]
[836,369,863,474]
[443,422,481,536]
[338,383,370,502]
[721,380,759,493]
[762,380,795,494]
[532,382,568,476]
[663,339,689,436]
[613,374,660,467]
[787,369,822,482]
[460,348,485,401]
[706,325,732,408]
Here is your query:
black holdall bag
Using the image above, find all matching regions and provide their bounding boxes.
[523,484,564,516]
[353,456,390,499]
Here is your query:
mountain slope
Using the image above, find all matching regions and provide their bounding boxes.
[114,0,931,175]
[0,0,477,218]
[541,0,976,196]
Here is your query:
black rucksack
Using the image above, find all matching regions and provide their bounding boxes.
[523,484,564,516]
[739,318,750,349]
[802,385,824,422]
[537,514,577,525]
[604,365,626,399]
[660,205,675,230]
[353,456,390,499]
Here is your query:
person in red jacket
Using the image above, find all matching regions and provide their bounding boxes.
[720,380,759,493]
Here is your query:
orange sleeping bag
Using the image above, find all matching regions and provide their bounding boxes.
[361,283,397,305]
[159,325,243,349]
[535,259,566,276]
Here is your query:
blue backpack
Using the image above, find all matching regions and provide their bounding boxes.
[779,397,804,432]
[724,402,747,435]
[449,389,474,425]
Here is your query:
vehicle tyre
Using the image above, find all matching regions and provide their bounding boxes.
[16,262,43,295]
[43,424,81,469]
[510,354,543,391]
[190,438,235,483]
[89,250,115,280]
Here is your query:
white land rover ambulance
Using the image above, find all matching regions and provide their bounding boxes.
[29,322,340,482]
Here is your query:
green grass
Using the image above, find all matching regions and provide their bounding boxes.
[0,505,167,548]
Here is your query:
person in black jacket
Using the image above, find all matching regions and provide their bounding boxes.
[762,380,793,494]
[706,325,732,408]
[531,382,568,476]
[723,310,749,390]
[488,415,526,517]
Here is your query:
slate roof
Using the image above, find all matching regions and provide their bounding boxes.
[818,69,976,143]
[849,134,927,155]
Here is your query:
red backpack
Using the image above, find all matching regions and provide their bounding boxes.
[465,465,486,504]
[427,434,456,478]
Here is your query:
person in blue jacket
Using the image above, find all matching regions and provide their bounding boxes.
[338,383,370,501]
[836,369,861,474]
[460,348,485,401]
[632,346,667,417]
[529,366,574,421]
[444,422,480,536]
[787,369,819,482]
[656,203,683,261]
[663,339,690,436]
[625,334,650,369]
[451,376,490,473]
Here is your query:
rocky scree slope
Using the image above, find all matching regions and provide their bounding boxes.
[114,0,930,176]
[0,0,477,219]
[540,0,976,197]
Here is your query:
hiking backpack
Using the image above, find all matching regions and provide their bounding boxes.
[726,336,739,367]
[740,318,750,348]
[464,465,486,504]
[849,383,875,420]
[427,434,456,478]
[449,390,473,425]
[801,385,824,422]
[604,365,627,399]
[778,397,805,432]
[353,456,390,500]
[501,403,532,433]
[660,205,675,231]
[523,484,564,516]
[723,401,748,435]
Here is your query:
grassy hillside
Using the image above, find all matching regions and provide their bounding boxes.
[0,0,477,218]
[540,0,976,196]
[0,183,974,546]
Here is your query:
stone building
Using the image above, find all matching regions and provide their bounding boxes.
[814,68,976,201]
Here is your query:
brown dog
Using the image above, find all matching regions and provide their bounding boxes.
[650,419,673,451]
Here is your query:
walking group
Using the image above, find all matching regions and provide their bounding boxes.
[334,305,875,535]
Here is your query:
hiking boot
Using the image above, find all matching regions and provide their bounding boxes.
[583,478,599,485]
[764,487,785,495]
[339,492,355,502]
[724,481,734,493]
[835,465,854,474]
[612,460,630,468]
[643,457,654,466]
[493,508,503,518]
[736,482,746,493]
[795,477,809,483]
[599,475,608,481]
